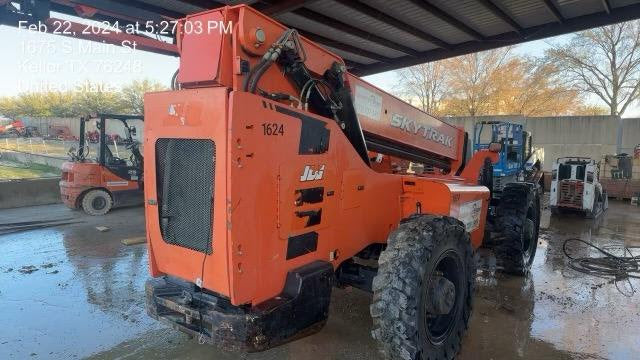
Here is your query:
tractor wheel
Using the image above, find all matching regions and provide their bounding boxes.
[493,184,540,275]
[371,215,474,360]
[81,189,113,216]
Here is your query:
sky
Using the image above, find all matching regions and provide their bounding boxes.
[1,12,636,117]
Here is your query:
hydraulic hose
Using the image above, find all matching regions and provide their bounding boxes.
[171,69,180,90]
[244,29,300,94]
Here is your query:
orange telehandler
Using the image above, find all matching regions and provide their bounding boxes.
[143,5,540,359]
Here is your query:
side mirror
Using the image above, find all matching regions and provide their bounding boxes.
[489,142,502,152]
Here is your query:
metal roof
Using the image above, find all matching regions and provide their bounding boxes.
[4,0,640,75]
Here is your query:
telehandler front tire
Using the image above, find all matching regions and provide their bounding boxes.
[371,215,474,360]
[493,184,540,275]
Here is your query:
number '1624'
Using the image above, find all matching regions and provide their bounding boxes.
[262,123,284,136]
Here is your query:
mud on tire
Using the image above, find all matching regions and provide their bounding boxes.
[492,183,540,275]
[370,215,474,360]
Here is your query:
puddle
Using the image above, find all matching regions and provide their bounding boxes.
[1,201,639,359]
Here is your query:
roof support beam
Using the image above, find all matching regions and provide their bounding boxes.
[293,8,420,56]
[297,30,393,63]
[344,59,365,71]
[408,0,484,40]
[110,0,185,19]
[259,0,322,16]
[335,0,451,49]
[50,2,140,28]
[541,0,565,23]
[355,2,640,76]
[0,7,178,55]
[475,0,523,34]
[173,0,224,10]
[54,0,168,23]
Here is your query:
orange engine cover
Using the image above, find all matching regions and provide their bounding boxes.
[143,88,490,306]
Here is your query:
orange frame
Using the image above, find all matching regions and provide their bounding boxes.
[144,5,498,307]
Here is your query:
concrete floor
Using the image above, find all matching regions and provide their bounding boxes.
[1,200,639,359]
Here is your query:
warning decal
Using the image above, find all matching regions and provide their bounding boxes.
[354,85,382,121]
[106,181,129,187]
[450,200,482,232]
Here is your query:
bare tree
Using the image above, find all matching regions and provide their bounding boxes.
[547,21,640,116]
[393,62,448,115]
[504,58,583,116]
[442,47,513,116]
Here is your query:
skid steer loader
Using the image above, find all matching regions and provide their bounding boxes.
[550,157,608,218]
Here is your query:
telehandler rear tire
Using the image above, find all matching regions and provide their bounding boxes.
[81,189,113,216]
[493,184,540,275]
[371,215,474,360]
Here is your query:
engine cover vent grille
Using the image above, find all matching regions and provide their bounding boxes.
[155,138,215,254]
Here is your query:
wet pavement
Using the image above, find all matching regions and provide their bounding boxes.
[1,199,639,359]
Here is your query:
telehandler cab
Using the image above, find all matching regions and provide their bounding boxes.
[143,5,541,359]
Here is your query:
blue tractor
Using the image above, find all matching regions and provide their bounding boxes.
[473,121,543,274]
[473,121,543,201]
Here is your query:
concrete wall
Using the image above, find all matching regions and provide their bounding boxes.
[1,150,67,168]
[443,115,640,171]
[0,177,61,209]
[621,117,640,155]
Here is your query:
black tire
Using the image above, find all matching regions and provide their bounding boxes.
[371,215,474,360]
[587,188,600,219]
[587,188,608,218]
[493,184,540,275]
[81,189,113,216]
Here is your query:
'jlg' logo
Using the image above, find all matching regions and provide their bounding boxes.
[300,165,325,182]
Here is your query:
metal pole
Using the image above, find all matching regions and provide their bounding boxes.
[113,139,119,157]
[99,116,106,166]
[78,117,86,159]
[616,116,623,155]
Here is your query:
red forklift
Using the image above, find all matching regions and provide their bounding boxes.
[60,114,144,215]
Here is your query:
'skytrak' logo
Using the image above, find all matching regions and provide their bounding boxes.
[390,114,453,147]
[300,165,325,181]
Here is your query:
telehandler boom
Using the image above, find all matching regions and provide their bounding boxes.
[144,5,540,359]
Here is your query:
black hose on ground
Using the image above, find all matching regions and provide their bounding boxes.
[563,238,640,296]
